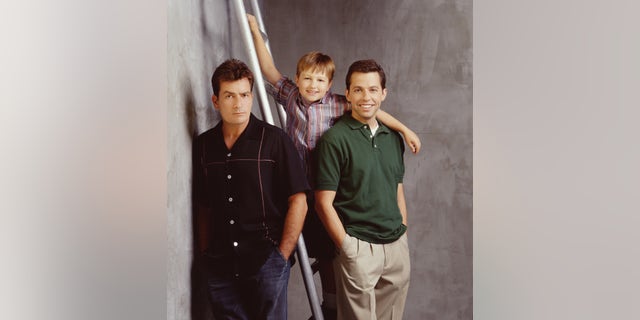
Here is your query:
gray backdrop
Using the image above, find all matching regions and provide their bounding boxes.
[167,0,472,319]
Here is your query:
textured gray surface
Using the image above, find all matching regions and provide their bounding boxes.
[167,1,233,319]
[263,1,472,318]
[167,0,471,319]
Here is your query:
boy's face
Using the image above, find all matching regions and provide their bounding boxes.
[212,78,253,127]
[345,72,387,125]
[295,69,332,104]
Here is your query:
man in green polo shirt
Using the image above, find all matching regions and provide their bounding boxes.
[315,59,410,320]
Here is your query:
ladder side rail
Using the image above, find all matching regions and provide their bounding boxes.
[248,0,288,128]
[231,0,274,124]
[233,1,324,319]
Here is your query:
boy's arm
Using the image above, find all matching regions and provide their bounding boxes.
[376,109,422,154]
[247,14,282,86]
[315,190,347,248]
[278,192,307,260]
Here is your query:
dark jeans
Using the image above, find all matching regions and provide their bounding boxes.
[207,247,291,320]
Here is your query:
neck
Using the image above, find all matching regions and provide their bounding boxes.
[369,119,379,130]
[352,112,379,128]
[221,121,249,149]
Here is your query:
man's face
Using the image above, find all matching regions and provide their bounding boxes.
[295,69,332,104]
[212,78,253,127]
[346,72,387,124]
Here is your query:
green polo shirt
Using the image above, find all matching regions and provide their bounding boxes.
[315,113,406,244]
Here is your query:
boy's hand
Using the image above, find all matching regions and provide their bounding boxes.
[247,14,258,30]
[403,129,421,154]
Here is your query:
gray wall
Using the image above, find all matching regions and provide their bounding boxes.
[167,0,243,318]
[168,0,472,319]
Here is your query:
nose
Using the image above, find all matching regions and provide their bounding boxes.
[233,97,242,109]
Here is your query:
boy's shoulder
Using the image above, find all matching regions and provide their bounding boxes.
[320,113,352,139]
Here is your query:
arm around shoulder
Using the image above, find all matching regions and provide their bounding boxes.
[376,109,422,154]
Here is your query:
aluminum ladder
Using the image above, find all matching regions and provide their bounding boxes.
[231,1,324,319]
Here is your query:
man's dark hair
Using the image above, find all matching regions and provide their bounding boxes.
[211,59,255,96]
[345,59,386,90]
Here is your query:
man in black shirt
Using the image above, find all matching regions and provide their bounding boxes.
[193,59,309,319]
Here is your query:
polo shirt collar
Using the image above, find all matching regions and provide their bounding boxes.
[343,113,391,134]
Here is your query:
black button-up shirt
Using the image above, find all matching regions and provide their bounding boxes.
[193,114,309,277]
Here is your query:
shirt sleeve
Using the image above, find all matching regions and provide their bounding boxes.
[276,129,310,196]
[266,76,298,110]
[192,135,208,207]
[314,134,343,191]
[335,94,351,112]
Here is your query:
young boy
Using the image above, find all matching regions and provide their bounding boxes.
[248,15,420,319]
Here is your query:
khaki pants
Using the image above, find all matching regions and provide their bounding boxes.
[333,233,410,320]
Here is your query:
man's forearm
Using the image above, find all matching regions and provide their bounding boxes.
[315,190,347,248]
[278,192,307,260]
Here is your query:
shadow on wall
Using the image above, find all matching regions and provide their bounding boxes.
[168,0,263,318]
[182,72,214,320]
[184,78,215,320]
[189,2,234,320]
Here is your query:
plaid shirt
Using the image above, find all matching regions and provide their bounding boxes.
[267,76,350,185]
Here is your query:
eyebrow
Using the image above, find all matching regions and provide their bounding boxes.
[302,72,328,77]
[351,85,380,89]
[221,90,252,95]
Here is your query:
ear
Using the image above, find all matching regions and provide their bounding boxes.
[344,88,350,102]
[212,95,220,110]
[381,88,388,101]
[294,75,299,86]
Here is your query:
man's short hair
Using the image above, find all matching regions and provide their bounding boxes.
[211,59,255,97]
[345,59,387,90]
[296,51,336,82]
